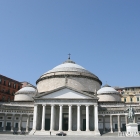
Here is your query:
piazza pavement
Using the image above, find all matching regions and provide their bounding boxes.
[0,134,140,140]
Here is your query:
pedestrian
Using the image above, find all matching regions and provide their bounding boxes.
[50,131,51,136]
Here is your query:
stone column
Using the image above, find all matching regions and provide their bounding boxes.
[59,105,63,131]
[41,104,46,131]
[68,105,72,131]
[94,104,100,135]
[18,114,22,132]
[86,105,89,131]
[125,114,128,125]
[50,105,55,131]
[110,115,113,133]
[77,105,81,131]
[26,115,30,132]
[32,104,38,130]
[11,114,15,132]
[118,115,121,132]
[3,113,7,131]
[103,115,105,133]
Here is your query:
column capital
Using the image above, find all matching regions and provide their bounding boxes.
[42,104,46,107]
[77,104,81,107]
[102,114,105,117]
[68,105,72,107]
[59,104,63,107]
[85,104,90,107]
[50,104,55,107]
[34,104,38,107]
[94,104,98,107]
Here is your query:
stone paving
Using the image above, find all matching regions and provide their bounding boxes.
[0,135,140,140]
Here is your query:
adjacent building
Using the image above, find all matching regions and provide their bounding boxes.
[115,87,140,103]
[0,75,22,102]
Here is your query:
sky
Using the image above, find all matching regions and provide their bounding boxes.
[0,0,140,87]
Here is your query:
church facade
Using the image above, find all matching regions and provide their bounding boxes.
[0,58,140,136]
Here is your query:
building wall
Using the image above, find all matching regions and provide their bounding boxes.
[37,76,101,93]
[116,87,140,103]
[0,75,22,102]
[98,94,121,102]
[98,115,140,130]
[0,114,33,130]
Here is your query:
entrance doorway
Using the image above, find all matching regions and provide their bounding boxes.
[45,119,50,130]
[122,124,126,131]
[6,122,11,130]
[83,119,86,131]
[115,124,118,130]
[15,123,18,128]
[138,124,140,131]
[0,122,2,127]
[63,113,68,131]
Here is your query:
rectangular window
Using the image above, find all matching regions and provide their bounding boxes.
[16,117,18,120]
[7,117,11,119]
[130,98,133,102]
[13,84,16,89]
[3,81,6,86]
[124,98,126,102]
[137,97,139,102]
[0,117,3,119]
[2,96,5,101]
[0,122,2,127]
[8,97,10,102]
[0,78,1,83]
[8,82,11,87]
[7,89,10,94]
[99,119,102,122]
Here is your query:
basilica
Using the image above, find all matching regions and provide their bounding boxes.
[0,58,140,136]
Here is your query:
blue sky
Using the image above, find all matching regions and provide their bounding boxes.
[0,0,140,87]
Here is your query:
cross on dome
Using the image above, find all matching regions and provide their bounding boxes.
[68,53,71,59]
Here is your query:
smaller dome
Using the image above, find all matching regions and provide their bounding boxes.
[97,84,121,102]
[14,85,37,101]
[97,85,119,94]
[16,86,37,94]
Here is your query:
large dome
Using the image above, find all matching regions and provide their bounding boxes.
[41,59,98,79]
[36,58,102,93]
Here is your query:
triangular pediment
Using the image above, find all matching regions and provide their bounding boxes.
[35,86,96,99]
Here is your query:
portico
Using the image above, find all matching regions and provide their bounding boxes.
[31,86,100,135]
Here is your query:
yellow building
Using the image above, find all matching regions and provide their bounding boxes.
[115,87,140,103]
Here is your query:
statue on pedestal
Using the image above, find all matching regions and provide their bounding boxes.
[125,106,139,137]
[126,106,135,123]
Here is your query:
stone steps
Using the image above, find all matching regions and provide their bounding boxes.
[32,130,99,136]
